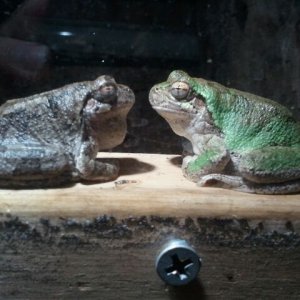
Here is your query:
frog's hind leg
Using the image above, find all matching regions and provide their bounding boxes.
[241,178,300,194]
[198,174,300,194]
[0,144,72,187]
[198,174,247,191]
[202,146,300,194]
[236,146,300,194]
[238,147,300,184]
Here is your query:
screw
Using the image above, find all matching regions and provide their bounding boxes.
[155,239,202,286]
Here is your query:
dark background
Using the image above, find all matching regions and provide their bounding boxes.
[0,0,299,153]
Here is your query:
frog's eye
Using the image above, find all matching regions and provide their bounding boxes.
[170,81,190,100]
[100,84,117,98]
[96,83,117,103]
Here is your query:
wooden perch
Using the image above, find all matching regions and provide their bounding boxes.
[0,152,299,220]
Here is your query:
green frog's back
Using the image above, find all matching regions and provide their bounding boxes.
[202,80,300,151]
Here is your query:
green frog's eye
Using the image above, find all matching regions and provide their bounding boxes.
[170,81,190,100]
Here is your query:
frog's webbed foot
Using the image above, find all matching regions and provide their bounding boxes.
[197,174,300,194]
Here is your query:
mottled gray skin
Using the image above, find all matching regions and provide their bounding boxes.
[0,75,134,187]
[149,70,300,194]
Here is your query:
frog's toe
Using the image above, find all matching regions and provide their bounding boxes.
[98,161,120,180]
[197,174,244,189]
[197,175,219,187]
[81,159,120,181]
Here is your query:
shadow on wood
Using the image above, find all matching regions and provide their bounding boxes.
[169,155,182,168]
[168,279,206,300]
[118,157,156,175]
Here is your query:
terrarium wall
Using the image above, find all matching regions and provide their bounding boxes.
[0,0,299,154]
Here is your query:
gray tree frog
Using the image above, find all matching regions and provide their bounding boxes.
[0,75,134,187]
[149,70,300,194]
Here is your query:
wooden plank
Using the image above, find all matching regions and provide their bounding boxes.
[1,241,299,300]
[0,211,299,299]
[0,152,299,220]
[0,153,299,299]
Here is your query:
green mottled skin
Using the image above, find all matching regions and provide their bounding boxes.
[188,150,218,172]
[196,84,300,151]
[170,71,300,151]
[150,70,300,193]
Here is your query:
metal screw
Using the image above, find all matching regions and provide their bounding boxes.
[155,239,202,286]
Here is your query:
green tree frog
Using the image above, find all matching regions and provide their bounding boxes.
[149,70,300,194]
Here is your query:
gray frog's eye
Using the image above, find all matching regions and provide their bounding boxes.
[170,81,190,100]
[92,83,118,104]
[100,83,117,103]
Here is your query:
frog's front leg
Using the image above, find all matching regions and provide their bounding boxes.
[75,141,119,181]
[182,135,230,182]
[74,98,120,182]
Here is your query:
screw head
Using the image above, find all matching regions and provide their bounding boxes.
[155,239,202,286]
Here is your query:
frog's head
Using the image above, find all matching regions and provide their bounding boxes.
[149,70,209,136]
[84,75,135,149]
[90,75,135,112]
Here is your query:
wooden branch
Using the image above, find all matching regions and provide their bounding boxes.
[0,152,299,220]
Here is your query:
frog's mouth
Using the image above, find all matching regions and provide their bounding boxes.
[152,105,198,116]
[153,106,192,115]
[152,106,197,129]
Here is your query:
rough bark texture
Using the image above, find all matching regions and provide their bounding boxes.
[0,214,299,300]
[0,153,299,299]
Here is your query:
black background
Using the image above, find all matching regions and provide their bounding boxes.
[0,0,299,153]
